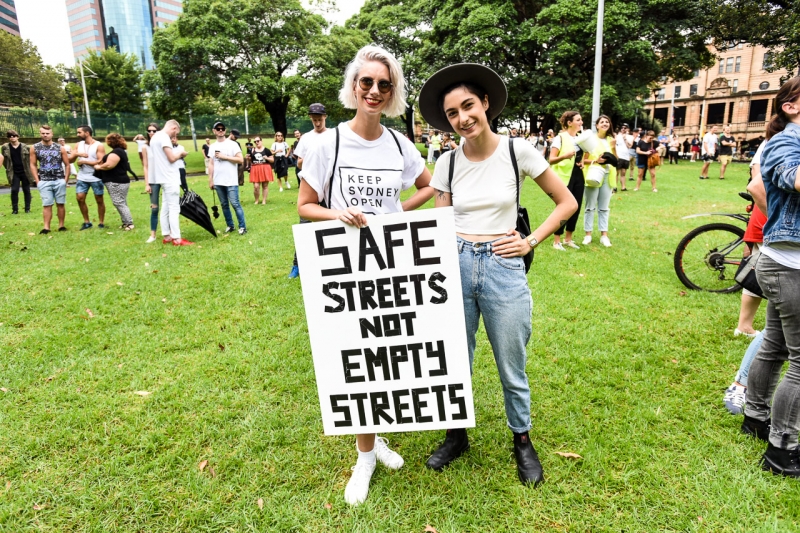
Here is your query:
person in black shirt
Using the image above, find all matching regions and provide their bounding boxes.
[634,129,659,192]
[718,125,736,179]
[94,133,134,230]
[1,130,33,214]
[202,138,211,175]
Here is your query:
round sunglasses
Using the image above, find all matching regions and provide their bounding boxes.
[358,76,393,94]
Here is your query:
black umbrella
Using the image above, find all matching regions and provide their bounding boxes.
[179,189,217,238]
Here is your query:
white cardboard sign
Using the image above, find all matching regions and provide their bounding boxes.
[293,208,475,435]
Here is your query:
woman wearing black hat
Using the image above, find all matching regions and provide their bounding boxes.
[419,64,577,486]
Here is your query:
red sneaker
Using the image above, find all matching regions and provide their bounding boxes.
[162,237,174,244]
[172,238,194,246]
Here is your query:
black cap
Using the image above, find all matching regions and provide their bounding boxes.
[418,63,507,133]
[308,103,326,115]
[230,129,241,139]
[622,123,630,128]
[213,121,225,130]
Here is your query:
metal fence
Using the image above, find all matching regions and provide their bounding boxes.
[0,109,406,138]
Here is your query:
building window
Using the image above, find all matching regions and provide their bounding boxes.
[156,11,180,21]
[689,84,698,96]
[68,8,96,21]
[759,81,770,91]
[725,57,734,73]
[71,29,100,42]
[737,43,743,50]
[718,60,724,74]
[73,40,102,53]
[735,56,741,73]
[693,69,699,78]
[732,79,738,92]
[155,0,182,11]
[657,88,665,100]
[674,86,681,99]
[67,0,94,12]
[763,53,773,70]
[70,19,98,31]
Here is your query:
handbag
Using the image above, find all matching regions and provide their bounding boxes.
[448,137,533,273]
[735,249,763,298]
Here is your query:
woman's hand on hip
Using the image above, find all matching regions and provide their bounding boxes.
[492,229,531,258]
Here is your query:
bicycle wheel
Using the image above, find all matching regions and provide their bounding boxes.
[674,222,746,293]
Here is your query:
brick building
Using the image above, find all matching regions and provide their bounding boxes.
[646,43,790,148]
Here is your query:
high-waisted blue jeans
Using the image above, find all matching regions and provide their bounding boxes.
[457,236,533,433]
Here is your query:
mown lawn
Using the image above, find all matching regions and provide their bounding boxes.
[1,158,795,532]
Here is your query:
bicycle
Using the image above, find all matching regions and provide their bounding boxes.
[673,192,754,293]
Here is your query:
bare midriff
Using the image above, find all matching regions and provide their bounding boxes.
[457,232,506,243]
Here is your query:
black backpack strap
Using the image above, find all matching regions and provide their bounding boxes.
[324,125,340,208]
[386,127,403,156]
[447,147,457,194]
[509,137,521,211]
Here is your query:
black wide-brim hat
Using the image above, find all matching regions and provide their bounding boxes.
[418,63,507,133]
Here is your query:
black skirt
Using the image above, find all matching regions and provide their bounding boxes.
[274,156,288,178]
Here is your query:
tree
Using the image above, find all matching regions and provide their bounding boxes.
[68,48,144,113]
[154,0,326,134]
[703,0,800,77]
[0,32,64,109]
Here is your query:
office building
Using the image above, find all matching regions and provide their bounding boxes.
[0,0,20,36]
[66,0,183,69]
[647,43,789,143]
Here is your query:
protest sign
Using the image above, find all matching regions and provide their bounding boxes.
[293,207,475,436]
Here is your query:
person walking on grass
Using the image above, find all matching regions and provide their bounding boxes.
[699,125,718,179]
[719,125,736,179]
[150,120,192,246]
[247,137,274,205]
[634,130,659,192]
[419,62,576,488]
[93,133,134,230]
[614,124,632,189]
[549,110,584,250]
[582,115,617,247]
[70,125,106,230]
[298,45,434,506]
[288,103,329,279]
[30,125,70,234]
[209,121,247,235]
[741,77,800,477]
[2,130,33,214]
[271,132,290,191]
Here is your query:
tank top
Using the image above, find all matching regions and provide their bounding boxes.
[77,140,100,182]
[34,142,65,181]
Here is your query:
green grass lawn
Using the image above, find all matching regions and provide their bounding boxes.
[1,159,795,532]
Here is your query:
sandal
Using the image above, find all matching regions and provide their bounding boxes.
[123,224,134,231]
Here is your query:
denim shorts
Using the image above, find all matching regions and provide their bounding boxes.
[38,179,67,206]
[75,180,105,196]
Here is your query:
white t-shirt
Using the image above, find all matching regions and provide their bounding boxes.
[294,129,326,179]
[209,139,242,187]
[702,132,718,155]
[171,143,187,170]
[301,122,424,214]
[615,133,631,160]
[136,139,147,153]
[149,130,180,185]
[430,137,550,235]
[76,140,101,182]
[271,141,289,157]
[750,141,767,168]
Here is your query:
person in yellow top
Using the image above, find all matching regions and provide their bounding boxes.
[581,115,617,247]
[549,111,584,250]
[429,130,442,161]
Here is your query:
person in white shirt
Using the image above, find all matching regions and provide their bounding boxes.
[615,124,633,188]
[170,134,189,192]
[271,132,290,191]
[69,125,106,230]
[149,119,192,246]
[208,121,246,235]
[700,125,719,179]
[298,45,434,507]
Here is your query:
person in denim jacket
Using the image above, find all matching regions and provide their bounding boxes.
[742,76,800,477]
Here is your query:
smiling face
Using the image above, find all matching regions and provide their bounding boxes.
[275,132,284,142]
[442,86,490,141]
[596,117,611,136]
[567,114,583,133]
[353,60,392,117]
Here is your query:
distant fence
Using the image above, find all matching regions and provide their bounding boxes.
[0,109,406,138]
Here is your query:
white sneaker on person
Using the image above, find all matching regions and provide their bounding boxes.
[734,328,760,338]
[600,235,612,247]
[344,459,376,506]
[279,187,284,192]
[582,235,592,245]
[374,436,404,470]
[145,236,157,244]
[564,241,580,249]
[553,242,566,251]
[286,182,291,189]
[723,383,746,415]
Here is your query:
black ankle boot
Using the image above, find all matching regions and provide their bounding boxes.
[742,416,771,442]
[426,428,469,471]
[513,432,544,486]
[761,444,800,477]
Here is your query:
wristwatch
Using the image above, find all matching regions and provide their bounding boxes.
[526,234,538,248]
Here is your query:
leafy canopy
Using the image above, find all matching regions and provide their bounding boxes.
[0,32,64,109]
[68,48,144,114]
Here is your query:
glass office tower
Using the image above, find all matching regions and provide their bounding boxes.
[100,0,153,69]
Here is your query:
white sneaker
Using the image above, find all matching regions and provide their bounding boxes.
[734,328,760,338]
[374,436,404,470]
[286,182,291,189]
[344,459,376,506]
[723,383,746,415]
[564,241,580,249]
[145,236,157,244]
[582,235,592,245]
[553,242,566,251]
[600,235,612,247]
[279,187,284,192]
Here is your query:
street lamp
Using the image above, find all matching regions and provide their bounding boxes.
[77,58,98,128]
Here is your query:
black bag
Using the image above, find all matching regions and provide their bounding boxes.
[448,137,533,273]
[735,250,763,298]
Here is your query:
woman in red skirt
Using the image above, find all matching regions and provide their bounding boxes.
[248,137,274,204]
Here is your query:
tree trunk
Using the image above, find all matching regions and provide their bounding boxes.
[260,95,290,135]
[402,103,415,140]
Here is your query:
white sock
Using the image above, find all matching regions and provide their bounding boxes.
[357,447,376,465]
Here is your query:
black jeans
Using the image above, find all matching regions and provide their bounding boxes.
[11,173,31,212]
[668,151,679,164]
[179,168,188,193]
[554,164,585,236]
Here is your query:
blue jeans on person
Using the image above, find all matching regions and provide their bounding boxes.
[149,184,161,232]
[735,331,764,387]
[458,236,532,433]
[215,185,246,230]
[745,255,800,449]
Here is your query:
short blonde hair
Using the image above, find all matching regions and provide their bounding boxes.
[339,45,407,118]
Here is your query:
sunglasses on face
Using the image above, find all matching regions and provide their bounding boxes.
[8,134,18,138]
[147,130,156,133]
[358,77,393,94]
[254,139,262,142]
[215,127,225,132]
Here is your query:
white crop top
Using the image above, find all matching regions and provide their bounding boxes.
[430,137,550,234]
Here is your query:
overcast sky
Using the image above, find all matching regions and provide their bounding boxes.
[18,0,367,67]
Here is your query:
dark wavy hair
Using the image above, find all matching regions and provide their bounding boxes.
[106,133,127,150]
[145,122,159,146]
[766,77,800,140]
[595,114,613,139]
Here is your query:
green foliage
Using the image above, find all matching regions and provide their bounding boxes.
[0,32,65,109]
[67,48,144,114]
